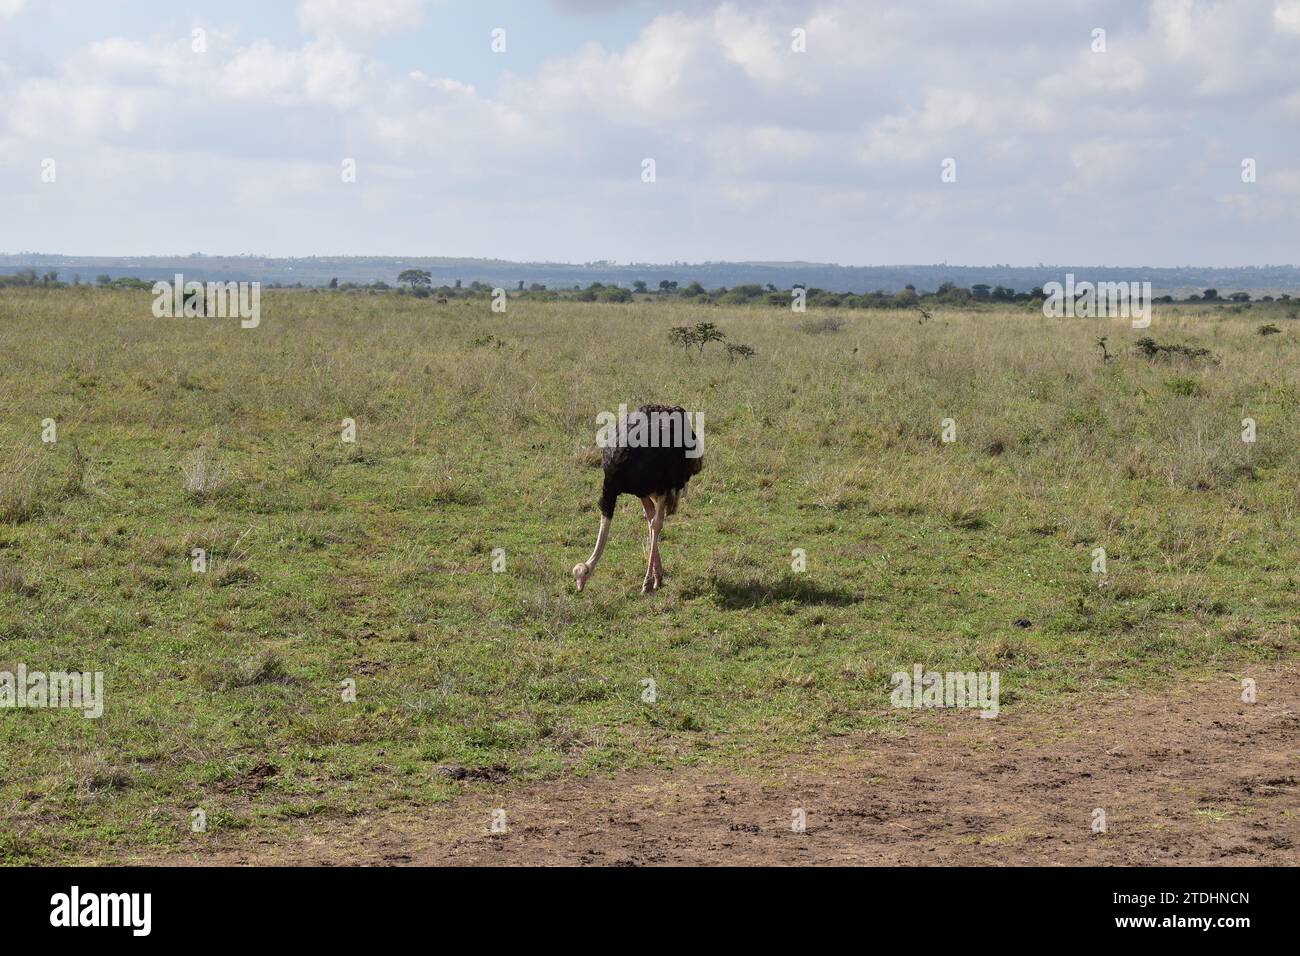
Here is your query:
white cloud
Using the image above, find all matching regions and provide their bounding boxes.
[1150,0,1297,95]
[712,4,786,86]
[1274,1,1300,34]
[221,40,366,109]
[296,0,426,43]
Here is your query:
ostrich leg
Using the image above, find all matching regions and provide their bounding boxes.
[641,497,664,587]
[643,496,665,593]
[652,509,664,585]
[652,496,665,589]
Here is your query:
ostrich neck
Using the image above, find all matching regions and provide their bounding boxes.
[585,514,611,569]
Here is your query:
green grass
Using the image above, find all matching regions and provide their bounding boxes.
[0,286,1295,862]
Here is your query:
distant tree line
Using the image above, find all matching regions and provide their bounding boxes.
[380,275,1295,308]
[373,277,1295,309]
[3,270,1296,309]
[0,270,151,290]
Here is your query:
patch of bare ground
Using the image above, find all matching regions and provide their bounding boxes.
[127,661,1299,866]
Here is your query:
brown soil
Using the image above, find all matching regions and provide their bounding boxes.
[130,661,1299,866]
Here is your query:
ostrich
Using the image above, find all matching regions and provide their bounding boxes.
[573,404,703,594]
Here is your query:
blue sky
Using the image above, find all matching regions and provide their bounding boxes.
[2,1,1299,265]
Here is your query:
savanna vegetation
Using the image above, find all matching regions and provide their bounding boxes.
[0,285,1295,862]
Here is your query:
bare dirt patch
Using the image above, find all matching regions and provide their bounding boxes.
[130,661,1299,866]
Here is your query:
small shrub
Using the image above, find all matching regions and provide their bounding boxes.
[725,343,756,362]
[0,565,37,596]
[196,651,295,692]
[59,442,90,499]
[1134,336,1218,365]
[669,323,727,355]
[1164,375,1206,397]
[668,326,697,352]
[1257,324,1280,336]
[410,463,483,506]
[180,448,227,499]
[800,317,846,335]
[0,443,43,522]
[692,322,726,353]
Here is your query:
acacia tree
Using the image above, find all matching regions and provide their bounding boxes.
[398,269,432,290]
[668,326,697,352]
[692,322,725,354]
[669,323,727,356]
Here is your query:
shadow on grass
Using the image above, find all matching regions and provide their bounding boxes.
[710,574,860,609]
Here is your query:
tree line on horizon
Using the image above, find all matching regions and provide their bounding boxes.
[2,267,1296,310]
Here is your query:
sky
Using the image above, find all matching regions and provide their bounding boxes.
[1,0,1298,266]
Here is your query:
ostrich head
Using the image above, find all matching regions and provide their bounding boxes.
[572,562,591,591]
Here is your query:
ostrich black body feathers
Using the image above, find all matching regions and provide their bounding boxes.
[597,404,703,517]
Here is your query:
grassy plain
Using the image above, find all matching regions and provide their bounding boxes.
[0,287,1295,862]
